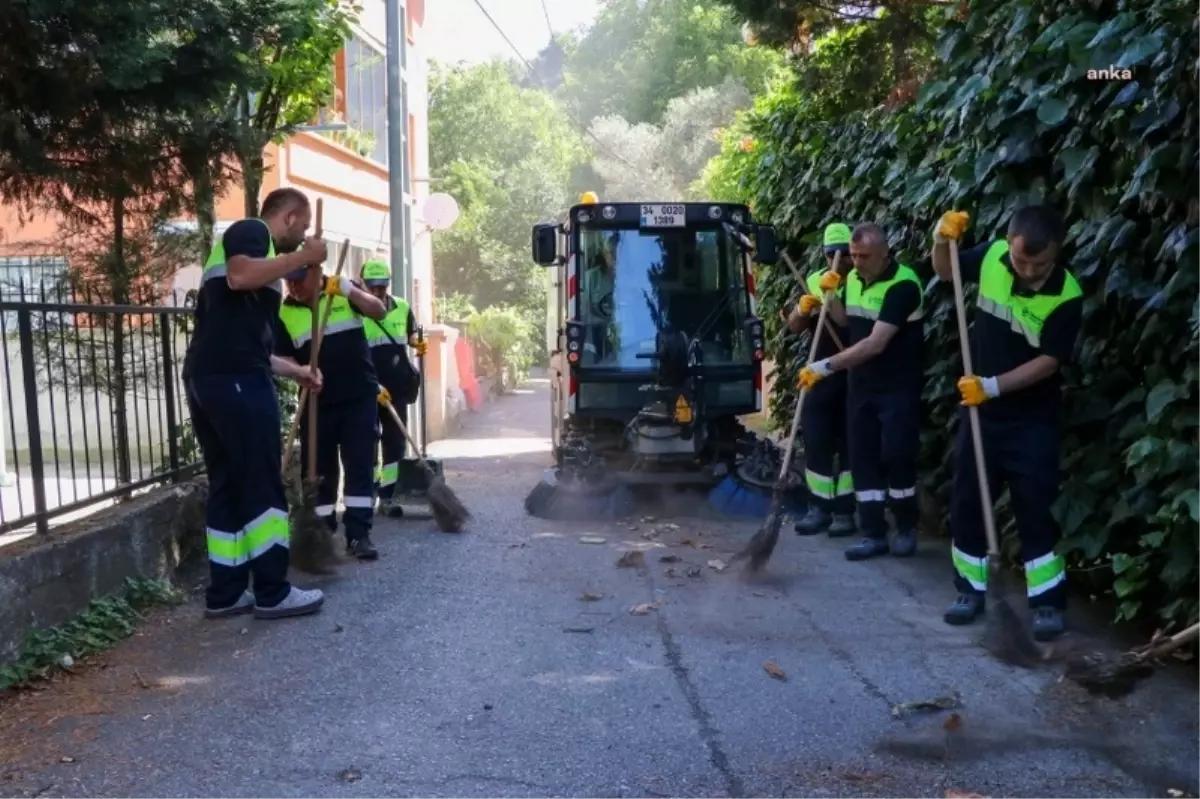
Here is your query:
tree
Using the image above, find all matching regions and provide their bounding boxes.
[590,78,752,200]
[558,0,784,127]
[428,60,587,316]
[0,0,255,483]
[227,0,356,219]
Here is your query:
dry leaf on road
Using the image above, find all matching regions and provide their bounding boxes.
[630,602,660,616]
[707,559,728,573]
[890,693,962,718]
[579,536,607,545]
[617,551,645,568]
[685,566,702,578]
[659,554,680,563]
[580,591,603,602]
[763,661,787,681]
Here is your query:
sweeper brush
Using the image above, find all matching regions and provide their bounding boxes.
[1065,622,1200,698]
[524,467,638,521]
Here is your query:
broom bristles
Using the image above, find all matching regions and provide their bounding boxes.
[284,458,340,575]
[428,476,468,533]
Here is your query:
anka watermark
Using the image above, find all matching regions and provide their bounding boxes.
[1088,66,1134,80]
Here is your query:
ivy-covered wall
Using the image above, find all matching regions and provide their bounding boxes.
[707,0,1198,626]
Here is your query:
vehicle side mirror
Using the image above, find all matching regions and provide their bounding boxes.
[753,225,778,265]
[531,223,559,266]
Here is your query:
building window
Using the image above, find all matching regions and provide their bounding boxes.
[0,256,69,330]
[343,36,388,165]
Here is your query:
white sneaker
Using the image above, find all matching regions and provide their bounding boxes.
[204,589,255,619]
[254,586,325,620]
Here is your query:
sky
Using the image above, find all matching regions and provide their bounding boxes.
[422,0,601,66]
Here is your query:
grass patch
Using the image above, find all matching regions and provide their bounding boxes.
[0,577,185,691]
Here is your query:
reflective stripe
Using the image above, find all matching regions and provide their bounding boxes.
[888,486,916,499]
[314,504,336,517]
[1025,551,1066,597]
[243,508,289,559]
[363,296,410,345]
[206,527,246,567]
[206,510,288,567]
[845,262,924,324]
[202,219,279,293]
[953,545,988,591]
[835,471,854,497]
[806,469,835,500]
[856,489,885,502]
[279,295,363,349]
[377,461,399,487]
[976,240,1082,350]
[343,495,374,509]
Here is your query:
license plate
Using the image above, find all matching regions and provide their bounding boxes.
[640,204,686,227]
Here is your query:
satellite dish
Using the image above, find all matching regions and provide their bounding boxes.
[422,192,460,231]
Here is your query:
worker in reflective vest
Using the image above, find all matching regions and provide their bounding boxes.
[359,258,425,517]
[785,222,856,538]
[933,206,1082,641]
[182,187,327,620]
[275,264,388,560]
[797,223,925,562]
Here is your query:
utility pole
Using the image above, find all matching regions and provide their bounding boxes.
[384,0,409,302]
[384,0,424,454]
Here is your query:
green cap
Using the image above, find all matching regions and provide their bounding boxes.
[361,258,390,285]
[823,223,851,253]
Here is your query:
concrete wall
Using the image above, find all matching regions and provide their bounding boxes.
[0,479,207,662]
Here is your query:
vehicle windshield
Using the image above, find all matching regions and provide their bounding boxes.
[575,225,750,369]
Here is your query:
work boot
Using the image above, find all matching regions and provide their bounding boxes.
[793,507,830,536]
[943,593,985,625]
[844,537,889,561]
[347,536,379,561]
[204,589,254,619]
[1031,606,1065,641]
[827,513,856,538]
[889,529,917,557]
[254,586,324,620]
[378,497,405,519]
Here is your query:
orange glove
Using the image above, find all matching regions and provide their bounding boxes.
[936,211,970,242]
[818,271,841,292]
[377,386,392,407]
[797,359,835,390]
[799,294,822,315]
[957,375,999,406]
[409,334,428,357]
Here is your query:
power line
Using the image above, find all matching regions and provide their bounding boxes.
[539,0,554,37]
[466,0,641,173]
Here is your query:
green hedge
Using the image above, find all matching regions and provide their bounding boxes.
[709,0,1198,626]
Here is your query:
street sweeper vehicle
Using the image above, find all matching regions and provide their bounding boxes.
[523,194,780,520]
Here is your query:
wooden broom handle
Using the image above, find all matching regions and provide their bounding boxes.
[1136,623,1200,662]
[947,239,1001,558]
[775,251,840,482]
[782,249,849,347]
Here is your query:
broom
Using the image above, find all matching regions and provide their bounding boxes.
[707,247,843,517]
[1065,622,1199,697]
[733,279,838,572]
[380,398,469,532]
[946,239,1042,666]
[282,232,352,574]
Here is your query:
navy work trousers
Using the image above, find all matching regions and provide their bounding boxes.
[801,372,854,515]
[186,371,291,611]
[301,394,378,543]
[846,386,921,539]
[376,401,408,501]
[950,410,1067,609]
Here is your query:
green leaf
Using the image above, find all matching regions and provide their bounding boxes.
[1175,489,1200,521]
[1117,32,1167,68]
[1036,97,1069,126]
[1146,379,1184,423]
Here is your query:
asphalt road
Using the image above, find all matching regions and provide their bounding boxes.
[2,379,1197,798]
